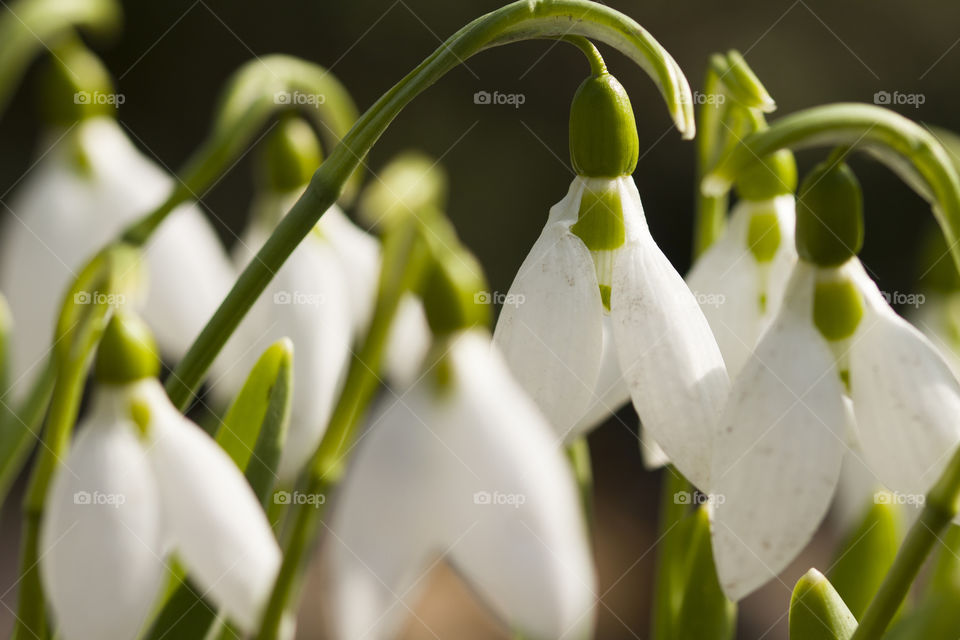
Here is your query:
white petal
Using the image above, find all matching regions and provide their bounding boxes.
[610,178,729,491]
[383,294,432,387]
[493,218,604,440]
[326,331,596,640]
[685,196,797,377]
[41,389,165,640]
[136,381,281,633]
[211,221,353,481]
[849,274,960,500]
[710,262,848,600]
[570,315,630,437]
[640,429,671,470]
[318,205,382,332]
[908,293,960,379]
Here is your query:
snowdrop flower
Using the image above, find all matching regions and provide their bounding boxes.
[213,118,428,481]
[710,157,960,599]
[324,329,595,639]
[686,151,798,378]
[494,70,728,490]
[40,313,280,640]
[0,47,233,399]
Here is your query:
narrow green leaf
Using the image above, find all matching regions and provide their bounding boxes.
[828,497,901,619]
[673,506,736,640]
[789,569,857,640]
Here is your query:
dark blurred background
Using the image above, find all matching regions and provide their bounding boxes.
[2,0,959,637]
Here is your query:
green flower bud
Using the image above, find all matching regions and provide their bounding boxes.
[569,73,639,178]
[796,159,864,267]
[40,38,115,127]
[358,151,448,229]
[259,116,322,193]
[789,569,857,640]
[94,311,160,384]
[419,217,490,336]
[733,150,797,201]
[813,274,864,342]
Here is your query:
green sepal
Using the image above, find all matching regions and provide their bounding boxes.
[215,338,293,483]
[813,276,863,342]
[258,116,322,194]
[571,183,625,251]
[795,158,864,267]
[671,506,737,640]
[358,151,448,229]
[789,569,857,640]
[418,216,490,336]
[746,206,782,263]
[93,311,160,384]
[734,149,797,201]
[828,496,902,620]
[569,72,639,178]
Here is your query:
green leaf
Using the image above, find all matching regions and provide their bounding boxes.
[673,506,736,640]
[789,569,857,640]
[828,498,901,620]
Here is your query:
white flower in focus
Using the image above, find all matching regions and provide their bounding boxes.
[0,116,234,399]
[324,330,596,640]
[494,71,728,491]
[710,160,960,599]
[40,316,279,640]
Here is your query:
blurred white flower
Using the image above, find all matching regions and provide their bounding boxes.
[324,330,596,639]
[40,377,279,640]
[0,116,234,398]
[494,175,729,490]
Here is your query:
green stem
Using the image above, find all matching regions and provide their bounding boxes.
[651,466,692,640]
[851,441,960,639]
[164,0,695,413]
[702,103,960,274]
[0,358,56,503]
[694,66,727,257]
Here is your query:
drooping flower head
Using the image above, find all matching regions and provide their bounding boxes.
[0,41,234,399]
[710,155,960,599]
[494,69,729,489]
[325,212,596,639]
[40,312,280,640]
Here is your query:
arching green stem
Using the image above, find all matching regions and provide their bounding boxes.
[121,54,360,245]
[0,0,120,117]
[164,0,695,411]
[702,103,960,273]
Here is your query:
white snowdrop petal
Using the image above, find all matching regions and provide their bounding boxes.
[41,391,165,640]
[909,295,960,378]
[212,222,353,481]
[326,332,596,639]
[710,263,848,601]
[140,383,281,633]
[685,196,797,378]
[493,220,604,441]
[850,294,960,499]
[318,205,382,332]
[570,315,631,437]
[384,294,432,387]
[610,179,729,491]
